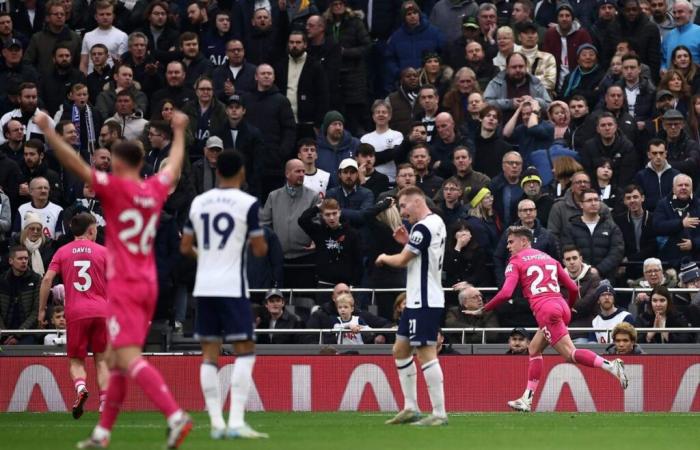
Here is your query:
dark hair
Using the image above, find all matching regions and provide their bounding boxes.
[507,225,534,242]
[145,0,170,20]
[650,285,676,316]
[397,162,414,174]
[149,120,172,139]
[216,150,245,177]
[569,94,587,105]
[2,119,23,138]
[9,245,29,258]
[419,84,438,97]
[505,51,526,67]
[289,29,308,44]
[296,137,316,149]
[623,183,644,195]
[102,120,122,136]
[90,43,109,54]
[597,111,616,124]
[356,143,376,156]
[410,121,427,131]
[594,156,613,169]
[19,82,37,94]
[561,244,581,255]
[621,53,641,66]
[55,120,75,135]
[446,219,475,250]
[480,104,501,120]
[53,43,72,56]
[70,212,97,236]
[451,145,471,158]
[514,0,533,11]
[24,138,45,153]
[647,138,666,151]
[179,31,199,46]
[409,143,430,157]
[112,141,145,168]
[115,90,136,102]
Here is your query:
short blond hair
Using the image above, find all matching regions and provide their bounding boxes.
[336,293,355,308]
[611,322,637,343]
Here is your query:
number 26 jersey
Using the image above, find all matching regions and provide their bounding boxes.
[184,188,262,298]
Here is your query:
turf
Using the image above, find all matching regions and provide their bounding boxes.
[0,412,698,450]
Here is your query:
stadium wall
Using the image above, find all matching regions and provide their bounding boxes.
[2,356,700,413]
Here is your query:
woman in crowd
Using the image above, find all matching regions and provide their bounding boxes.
[17,213,56,277]
[418,52,453,97]
[658,69,692,115]
[442,67,480,128]
[669,45,700,94]
[464,187,501,262]
[492,26,520,71]
[637,286,693,343]
[443,220,492,288]
[544,156,584,199]
[686,94,700,142]
[592,157,622,212]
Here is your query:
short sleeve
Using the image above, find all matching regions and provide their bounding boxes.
[247,201,263,237]
[406,223,431,255]
[47,248,63,273]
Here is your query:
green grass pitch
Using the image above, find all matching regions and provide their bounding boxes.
[1,412,698,450]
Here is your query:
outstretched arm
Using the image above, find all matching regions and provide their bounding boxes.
[33,111,91,184]
[160,111,189,187]
[483,264,520,312]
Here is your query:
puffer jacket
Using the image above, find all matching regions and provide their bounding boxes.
[633,162,680,211]
[561,214,625,280]
[0,269,41,330]
[653,194,700,265]
[547,189,611,239]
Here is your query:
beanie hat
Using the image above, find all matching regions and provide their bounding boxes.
[322,110,345,136]
[595,281,616,299]
[520,166,542,187]
[422,51,441,65]
[465,186,491,209]
[680,260,700,284]
[597,0,618,9]
[577,43,598,57]
[557,2,574,14]
[401,0,421,17]
[23,212,43,228]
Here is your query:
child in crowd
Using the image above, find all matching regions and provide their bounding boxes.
[44,306,67,345]
[332,294,370,345]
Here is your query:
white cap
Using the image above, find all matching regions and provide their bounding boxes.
[205,136,224,149]
[338,158,358,171]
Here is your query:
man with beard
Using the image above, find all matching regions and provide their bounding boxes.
[18,139,63,206]
[650,0,675,39]
[618,0,661,83]
[316,110,359,183]
[151,61,196,112]
[409,144,443,199]
[0,83,54,145]
[212,40,257,101]
[567,95,591,151]
[183,0,210,38]
[387,67,422,135]
[98,121,121,150]
[580,112,638,188]
[40,45,86,116]
[484,52,550,119]
[464,40,500,91]
[326,158,374,228]
[245,7,286,66]
[179,32,214,86]
[356,143,390,199]
[654,174,700,265]
[542,3,593,91]
[137,0,179,64]
[306,15,342,111]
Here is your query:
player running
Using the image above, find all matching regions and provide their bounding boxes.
[376,186,448,426]
[180,150,269,440]
[39,213,110,420]
[33,111,193,449]
[460,226,628,412]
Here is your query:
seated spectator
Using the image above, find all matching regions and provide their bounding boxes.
[637,285,693,343]
[505,327,530,355]
[443,220,491,288]
[517,21,556,95]
[316,110,360,184]
[445,285,499,343]
[548,171,611,240]
[559,44,604,106]
[191,136,223,195]
[356,143,390,200]
[436,177,468,228]
[15,212,56,277]
[653,174,700,266]
[18,139,62,206]
[436,329,460,355]
[94,63,148,120]
[418,52,453,98]
[592,157,623,212]
[614,184,658,282]
[16,177,64,240]
[543,155,584,200]
[378,163,417,202]
[332,293,371,345]
[464,40,499,91]
[256,289,305,344]
[659,109,700,179]
[592,282,635,344]
[326,158,375,228]
[502,96,554,161]
[0,245,41,344]
[182,76,227,158]
[518,166,554,226]
[391,293,406,327]
[492,26,521,71]
[489,151,524,227]
[634,139,680,211]
[109,90,148,141]
[605,322,644,355]
[577,85,637,147]
[562,245,601,339]
[435,146,490,197]
[676,260,700,311]
[43,305,67,346]
[658,69,691,115]
[629,257,678,316]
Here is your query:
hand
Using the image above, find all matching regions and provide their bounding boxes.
[32,110,51,131]
[452,281,469,291]
[350,325,361,333]
[170,111,189,130]
[462,307,483,316]
[145,62,159,75]
[375,253,387,267]
[37,310,46,329]
[654,312,666,328]
[224,79,235,96]
[19,182,29,196]
[3,335,18,345]
[635,292,649,304]
[678,238,693,251]
[393,225,409,245]
[682,216,700,228]
[487,23,497,41]
[304,241,316,250]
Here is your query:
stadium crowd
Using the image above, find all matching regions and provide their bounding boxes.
[2,0,700,346]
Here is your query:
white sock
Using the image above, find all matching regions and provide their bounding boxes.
[166,409,184,428]
[422,360,446,418]
[200,362,226,430]
[92,425,110,441]
[601,359,615,374]
[228,354,256,429]
[395,357,418,412]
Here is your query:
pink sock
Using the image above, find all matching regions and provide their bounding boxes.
[74,378,87,393]
[127,358,180,418]
[526,355,543,392]
[99,390,108,413]
[98,371,127,431]
[572,349,604,368]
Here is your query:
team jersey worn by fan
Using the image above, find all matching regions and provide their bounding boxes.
[405,214,446,309]
[90,170,171,284]
[484,248,578,314]
[184,188,262,298]
[48,239,108,322]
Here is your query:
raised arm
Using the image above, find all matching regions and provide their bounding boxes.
[160,111,189,187]
[33,111,91,184]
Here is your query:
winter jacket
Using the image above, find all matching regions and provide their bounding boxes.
[429,0,479,42]
[150,85,196,113]
[0,61,40,98]
[183,53,214,87]
[493,219,560,284]
[307,39,344,111]
[662,130,700,178]
[653,194,700,265]
[241,86,297,177]
[590,18,622,70]
[40,67,87,116]
[464,215,501,260]
[387,86,422,135]
[0,151,21,212]
[23,25,82,79]
[247,226,285,289]
[484,71,551,114]
[444,305,499,343]
[618,14,662,82]
[614,78,657,122]
[118,52,164,96]
[181,99,229,155]
[109,111,148,141]
[559,65,605,107]
[547,189,611,239]
[0,269,41,330]
[257,309,305,344]
[212,61,257,101]
[471,132,513,179]
[634,163,681,211]
[316,131,361,183]
[95,83,149,120]
[614,209,658,265]
[561,214,625,280]
[575,108,637,151]
[213,119,266,198]
[567,263,602,331]
[542,21,593,85]
[18,160,62,207]
[137,24,180,64]
[325,184,375,228]
[519,46,557,93]
[580,134,639,188]
[637,311,693,343]
[54,103,104,155]
[508,121,554,162]
[489,174,524,227]
[274,54,330,127]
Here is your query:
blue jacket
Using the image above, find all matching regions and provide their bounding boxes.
[633,163,680,211]
[316,130,361,184]
[385,14,445,91]
[326,184,375,227]
[661,23,700,69]
[653,194,700,265]
[510,122,554,162]
[489,174,523,227]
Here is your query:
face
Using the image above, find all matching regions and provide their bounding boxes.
[563,250,582,273]
[216,13,230,33]
[339,167,359,188]
[332,283,351,301]
[506,55,527,81]
[610,56,623,75]
[95,6,114,27]
[204,145,222,165]
[508,335,528,353]
[288,33,306,58]
[187,4,203,24]
[409,125,428,142]
[522,180,541,197]
[337,302,353,319]
[51,310,67,329]
[286,161,305,186]
[622,59,641,82]
[90,47,108,67]
[9,251,29,273]
[497,31,514,53]
[481,110,499,131]
[598,292,615,311]
[253,9,271,29]
[651,294,669,315]
[506,235,528,254]
[569,100,588,119]
[326,121,344,141]
[6,120,24,143]
[673,176,692,199]
[150,5,167,27]
[614,333,634,354]
[657,95,675,112]
[644,264,663,285]
[356,152,374,171]
[99,125,116,147]
[442,183,461,202]
[571,174,591,195]
[550,105,567,125]
[196,80,213,103]
[396,168,416,189]
[255,65,275,89]
[2,46,22,64]
[623,2,641,22]
[306,16,323,39]
[114,67,133,88]
[30,178,50,203]
[457,73,476,94]
[47,6,66,28]
[599,4,617,20]
[466,42,484,62]
[673,3,691,26]
[148,127,165,148]
[265,296,285,315]
[597,117,617,140]
[518,201,537,226]
[623,189,644,213]
[557,9,573,30]
[398,194,420,223]
[424,57,440,74]
[115,95,135,115]
[597,163,612,183]
[663,119,684,139]
[648,144,667,169]
[161,101,175,121]
[331,0,346,16]
[54,48,72,69]
[298,144,318,165]
[578,49,597,70]
[181,38,199,58]
[25,222,42,242]
[462,288,483,310]
[372,105,390,126]
[453,149,471,172]
[581,192,601,215]
[226,103,245,122]
[409,148,430,171]
[0,15,11,35]
[62,123,79,145]
[401,68,419,89]
[502,154,523,178]
[166,62,185,86]
[321,208,341,228]
[226,41,245,65]
[130,37,147,58]
[667,73,684,92]
[467,93,484,113]
[512,3,530,22]
[24,147,41,168]
[404,8,420,27]
[418,89,438,112]
[435,116,454,140]
[93,149,111,171]
[20,88,38,112]
[479,9,497,30]
[520,29,538,48]
[650,0,667,18]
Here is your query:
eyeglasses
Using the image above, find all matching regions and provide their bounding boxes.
[518,208,536,212]
[503,161,522,166]
[573,180,591,185]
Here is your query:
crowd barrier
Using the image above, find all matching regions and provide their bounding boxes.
[2,355,700,413]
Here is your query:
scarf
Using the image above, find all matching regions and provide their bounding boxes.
[24,238,45,276]
[671,196,691,217]
[72,104,96,154]
[563,64,598,98]
[202,163,217,192]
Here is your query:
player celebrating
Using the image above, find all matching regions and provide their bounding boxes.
[39,213,110,420]
[180,150,269,439]
[461,226,628,412]
[33,111,192,449]
[376,186,448,426]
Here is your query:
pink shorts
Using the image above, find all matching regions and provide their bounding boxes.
[534,297,571,345]
[67,317,108,358]
[106,282,157,349]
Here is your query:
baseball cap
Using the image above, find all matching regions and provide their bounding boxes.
[510,327,529,339]
[338,158,358,171]
[226,94,245,108]
[205,136,223,149]
[462,16,479,29]
[4,38,23,50]
[517,21,538,33]
[265,288,284,300]
[662,109,684,121]
[656,89,674,101]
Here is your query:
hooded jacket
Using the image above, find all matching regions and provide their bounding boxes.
[561,214,625,279]
[634,162,680,210]
[547,189,611,239]
[109,110,148,141]
[484,71,551,113]
[542,20,593,83]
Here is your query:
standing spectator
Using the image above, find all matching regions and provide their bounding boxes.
[109,91,148,141]
[659,109,700,179]
[386,67,422,136]
[464,40,500,91]
[0,245,41,344]
[378,163,418,201]
[40,44,87,117]
[295,138,330,196]
[190,136,223,195]
[138,0,180,64]
[661,0,700,70]
[316,110,359,184]
[580,112,638,188]
[256,289,305,344]
[614,184,658,281]
[418,53,453,99]
[637,285,692,343]
[323,0,371,135]
[653,173,700,265]
[605,322,644,355]
[144,121,173,175]
[1,119,25,164]
[212,39,257,102]
[559,44,604,106]
[592,283,635,344]
[649,0,675,40]
[16,177,63,240]
[542,3,593,91]
[201,10,238,66]
[94,64,148,120]
[589,0,621,70]
[151,61,197,111]
[247,226,285,290]
[474,3,499,59]
[443,220,491,287]
[465,186,502,259]
[667,46,700,95]
[79,0,128,74]
[0,83,53,145]
[361,100,404,183]
[429,0,479,43]
[23,0,81,80]
[562,245,602,339]
[547,171,612,239]
[436,178,468,228]
[306,14,342,111]
[244,7,287,67]
[431,112,472,172]
[517,21,556,95]
[634,140,680,210]
[182,76,227,158]
[484,52,551,118]
[243,64,296,200]
[0,38,40,99]
[414,85,441,142]
[492,26,520,71]
[409,144,443,199]
[502,96,554,162]
[445,286,499,343]
[18,139,62,206]
[618,0,661,83]
[617,54,656,132]
[441,68,479,130]
[182,0,210,37]
[561,189,625,280]
[471,106,512,179]
[119,32,163,97]
[54,84,102,156]
[356,144,390,199]
[325,158,375,228]
[489,151,524,226]
[179,32,214,87]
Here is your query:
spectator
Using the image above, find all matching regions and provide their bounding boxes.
[464,40,500,91]
[559,44,604,107]
[16,178,64,240]
[257,289,305,344]
[589,0,621,70]
[430,112,472,170]
[331,293,373,345]
[356,143,390,199]
[518,166,554,226]
[562,245,602,339]
[109,91,148,141]
[378,163,418,201]
[98,121,121,151]
[0,82,54,145]
[502,95,554,161]
[629,257,678,316]
[418,53,452,98]
[85,44,113,105]
[436,177,468,228]
[592,158,623,212]
[0,132,21,209]
[474,3,499,59]
[361,100,404,183]
[605,322,644,355]
[15,212,56,277]
[316,110,360,184]
[471,106,513,179]
[465,186,502,259]
[661,0,700,70]
[484,52,551,118]
[516,21,556,95]
[0,245,41,344]
[182,76,228,158]
[191,136,223,195]
[505,327,530,354]
[430,0,479,43]
[212,39,257,102]
[648,90,678,137]
[326,158,374,228]
[414,85,441,142]
[542,3,593,91]
[441,67,479,129]
[618,55,656,131]
[659,109,700,179]
[137,1,179,65]
[18,139,62,206]
[489,151,524,227]
[614,184,658,281]
[637,285,693,343]
[668,45,700,94]
[445,285,499,343]
[201,10,238,66]
[298,138,332,196]
[306,15,342,111]
[409,144,443,199]
[151,61,197,111]
[443,219,491,288]
[79,0,128,74]
[592,283,635,344]
[387,67,422,135]
[116,32,163,97]
[658,69,692,115]
[653,173,700,265]
[178,32,214,86]
[54,84,102,156]
[95,64,148,120]
[566,95,590,151]
[676,261,700,321]
[548,171,611,239]
[43,305,67,346]
[0,38,40,99]
[0,119,25,164]
[247,226,285,291]
[245,7,286,67]
[634,140,680,211]
[561,189,625,280]
[492,26,521,71]
[183,1,211,37]
[649,0,675,40]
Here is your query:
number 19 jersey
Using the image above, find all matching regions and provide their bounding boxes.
[184,188,262,298]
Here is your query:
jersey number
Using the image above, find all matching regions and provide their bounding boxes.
[200,212,235,250]
[118,209,159,255]
[527,265,560,295]
[408,319,417,335]
[73,260,92,292]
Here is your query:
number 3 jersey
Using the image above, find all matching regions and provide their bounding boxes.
[48,239,108,323]
[91,169,171,285]
[184,187,262,298]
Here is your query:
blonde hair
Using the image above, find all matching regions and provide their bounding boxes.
[377,204,403,230]
[336,293,355,308]
[611,322,637,343]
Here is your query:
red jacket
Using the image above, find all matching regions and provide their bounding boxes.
[543,26,593,77]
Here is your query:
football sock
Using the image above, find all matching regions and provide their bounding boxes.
[127,358,180,419]
[524,354,543,399]
[572,349,604,368]
[422,360,446,418]
[228,353,256,429]
[395,357,418,411]
[200,361,226,430]
[74,378,87,394]
[97,371,127,432]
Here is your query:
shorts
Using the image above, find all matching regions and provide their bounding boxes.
[67,317,108,358]
[195,297,255,342]
[534,297,571,346]
[107,282,157,349]
[397,307,443,347]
